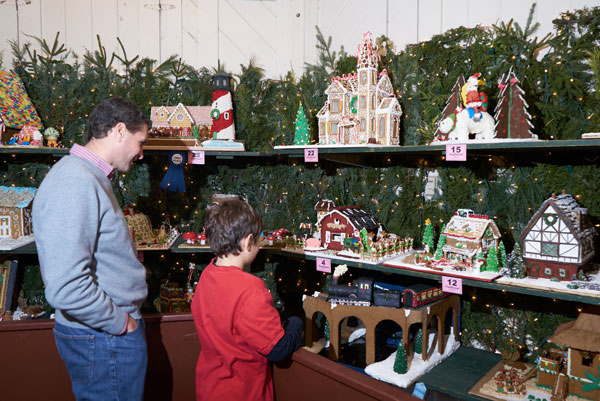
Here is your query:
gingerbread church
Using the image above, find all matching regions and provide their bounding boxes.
[316,32,402,146]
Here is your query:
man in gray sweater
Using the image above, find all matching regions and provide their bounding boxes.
[33,97,149,401]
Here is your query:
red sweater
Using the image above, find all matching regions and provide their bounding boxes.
[192,260,284,401]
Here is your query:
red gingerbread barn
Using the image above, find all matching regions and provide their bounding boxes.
[317,206,378,251]
[519,192,596,281]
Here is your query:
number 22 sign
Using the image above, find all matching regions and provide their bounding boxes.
[305,148,318,163]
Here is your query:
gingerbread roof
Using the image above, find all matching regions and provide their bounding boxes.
[0,186,36,208]
[443,209,501,242]
[519,192,596,244]
[357,31,378,70]
[314,199,336,212]
[548,310,600,352]
[150,104,212,126]
[318,206,379,232]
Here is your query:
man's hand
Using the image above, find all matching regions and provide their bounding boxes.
[126,315,138,333]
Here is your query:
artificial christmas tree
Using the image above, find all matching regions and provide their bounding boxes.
[414,328,423,355]
[434,76,465,140]
[486,244,500,272]
[422,218,435,253]
[293,103,310,145]
[434,224,446,260]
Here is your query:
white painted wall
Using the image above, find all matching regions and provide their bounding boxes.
[0,0,597,79]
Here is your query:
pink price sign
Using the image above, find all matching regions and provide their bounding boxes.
[442,276,463,295]
[316,257,331,273]
[445,143,467,161]
[188,150,205,165]
[304,148,318,163]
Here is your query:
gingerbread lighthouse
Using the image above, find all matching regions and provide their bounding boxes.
[210,72,235,140]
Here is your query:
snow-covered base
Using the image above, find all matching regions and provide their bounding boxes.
[274,143,401,149]
[384,252,502,282]
[496,271,600,297]
[303,248,403,265]
[201,139,245,150]
[428,138,540,146]
[0,234,34,250]
[364,332,460,388]
[136,234,180,251]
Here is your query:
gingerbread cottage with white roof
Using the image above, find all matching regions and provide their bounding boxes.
[317,32,402,146]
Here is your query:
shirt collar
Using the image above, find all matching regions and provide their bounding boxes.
[70,143,115,180]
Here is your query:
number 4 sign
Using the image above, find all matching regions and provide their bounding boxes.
[442,276,463,294]
[316,257,331,273]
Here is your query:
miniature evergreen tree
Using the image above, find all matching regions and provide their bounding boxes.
[434,224,447,260]
[434,75,465,138]
[293,103,310,145]
[477,248,486,271]
[414,328,423,355]
[324,319,330,341]
[422,218,435,253]
[498,241,507,268]
[509,242,527,279]
[393,340,408,374]
[486,245,500,272]
[494,70,536,139]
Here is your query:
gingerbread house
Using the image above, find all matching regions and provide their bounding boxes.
[316,32,402,146]
[150,103,212,136]
[441,209,501,267]
[537,309,600,400]
[519,192,596,281]
[0,186,35,240]
[317,206,378,251]
[314,199,336,232]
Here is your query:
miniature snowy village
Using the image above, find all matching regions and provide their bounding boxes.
[145,72,244,151]
[469,308,600,401]
[275,31,402,149]
[302,264,460,388]
[123,205,180,250]
[284,200,413,265]
[384,210,505,282]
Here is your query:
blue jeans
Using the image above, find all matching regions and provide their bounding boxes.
[54,320,148,401]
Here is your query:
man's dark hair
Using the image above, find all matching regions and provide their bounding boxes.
[87,97,150,141]
[205,199,263,258]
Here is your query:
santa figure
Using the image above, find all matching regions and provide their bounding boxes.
[462,73,485,121]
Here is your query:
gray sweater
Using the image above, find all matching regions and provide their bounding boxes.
[32,155,147,335]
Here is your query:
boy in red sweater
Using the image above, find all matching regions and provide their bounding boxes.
[192,199,303,401]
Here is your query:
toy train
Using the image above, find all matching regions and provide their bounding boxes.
[327,277,447,308]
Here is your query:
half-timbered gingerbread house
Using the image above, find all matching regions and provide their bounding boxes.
[519,192,596,281]
[150,103,212,135]
[317,206,378,251]
[316,32,402,146]
[441,209,501,267]
[537,309,600,401]
[0,186,35,240]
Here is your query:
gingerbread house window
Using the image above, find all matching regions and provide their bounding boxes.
[378,116,385,137]
[360,119,366,131]
[559,268,567,278]
[176,113,184,121]
[331,100,341,112]
[542,242,558,257]
[371,95,375,108]
[360,96,366,108]
[224,111,230,120]
[330,122,338,134]
[582,351,594,366]
[360,71,366,84]
[544,267,553,276]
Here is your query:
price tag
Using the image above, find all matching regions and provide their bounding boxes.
[442,276,463,294]
[304,148,318,163]
[316,257,331,273]
[445,143,467,161]
[188,150,205,165]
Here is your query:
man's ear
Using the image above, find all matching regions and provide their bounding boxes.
[111,122,126,142]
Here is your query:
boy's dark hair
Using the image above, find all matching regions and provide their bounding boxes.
[205,199,263,258]
[87,97,150,142]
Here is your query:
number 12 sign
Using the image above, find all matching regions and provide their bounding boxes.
[441,276,463,295]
